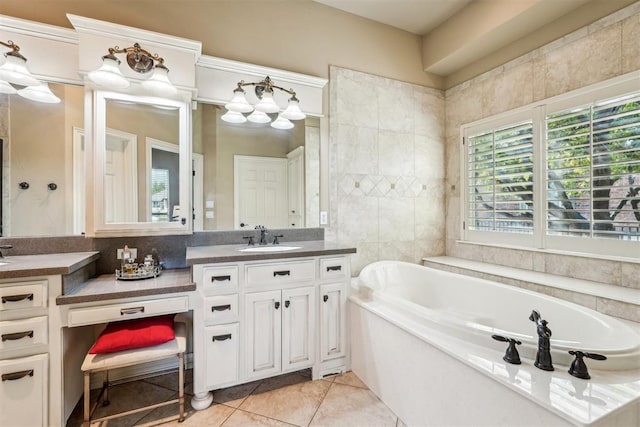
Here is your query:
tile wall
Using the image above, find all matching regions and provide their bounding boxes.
[444,3,640,294]
[326,66,446,275]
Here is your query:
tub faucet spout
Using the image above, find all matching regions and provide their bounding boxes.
[529,310,554,371]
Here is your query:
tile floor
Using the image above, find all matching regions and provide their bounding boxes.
[66,369,404,427]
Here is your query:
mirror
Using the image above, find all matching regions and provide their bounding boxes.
[0,82,84,237]
[192,102,320,230]
[90,90,191,236]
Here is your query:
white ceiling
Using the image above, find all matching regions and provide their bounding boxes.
[312,0,473,35]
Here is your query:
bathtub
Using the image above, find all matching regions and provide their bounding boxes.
[350,261,640,426]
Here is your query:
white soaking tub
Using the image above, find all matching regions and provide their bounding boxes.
[350,261,640,426]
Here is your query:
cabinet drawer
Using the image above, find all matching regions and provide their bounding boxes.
[204,295,239,324]
[205,323,239,388]
[0,353,48,427]
[320,257,348,280]
[67,296,189,327]
[0,316,48,352]
[0,281,47,312]
[202,266,238,293]
[246,260,316,287]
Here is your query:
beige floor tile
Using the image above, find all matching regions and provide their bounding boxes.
[135,397,235,427]
[222,409,296,427]
[309,383,397,427]
[239,373,331,426]
[332,371,368,389]
[213,380,263,408]
[142,369,194,396]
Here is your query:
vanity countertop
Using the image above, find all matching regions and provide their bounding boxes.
[56,268,194,305]
[0,251,101,279]
[186,240,357,265]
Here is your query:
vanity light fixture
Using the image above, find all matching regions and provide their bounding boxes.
[221,76,306,129]
[0,40,61,103]
[87,43,177,96]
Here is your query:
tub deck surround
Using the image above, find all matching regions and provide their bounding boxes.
[55,269,194,305]
[423,256,640,323]
[186,240,356,264]
[351,261,640,426]
[0,252,100,279]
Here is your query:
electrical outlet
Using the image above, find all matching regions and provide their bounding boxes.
[117,247,137,260]
[320,211,328,225]
[206,211,214,219]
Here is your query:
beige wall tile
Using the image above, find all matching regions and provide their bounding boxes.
[334,72,378,128]
[335,124,379,175]
[414,87,445,138]
[378,130,414,176]
[620,262,640,289]
[482,247,534,270]
[415,135,445,181]
[378,83,414,133]
[481,62,534,117]
[336,195,379,243]
[544,254,621,285]
[597,298,640,322]
[379,197,415,242]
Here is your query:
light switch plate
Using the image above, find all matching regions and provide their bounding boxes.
[320,211,328,225]
[206,200,214,209]
[206,211,214,219]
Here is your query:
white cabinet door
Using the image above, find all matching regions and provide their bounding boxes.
[245,290,282,380]
[0,353,48,427]
[282,286,315,372]
[204,323,239,389]
[319,282,347,361]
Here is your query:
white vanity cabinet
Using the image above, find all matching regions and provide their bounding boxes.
[245,285,315,380]
[191,251,351,407]
[0,277,56,427]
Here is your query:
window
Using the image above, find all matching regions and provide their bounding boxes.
[468,121,534,234]
[463,74,640,258]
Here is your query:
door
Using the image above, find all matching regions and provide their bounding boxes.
[234,155,287,229]
[320,282,347,361]
[282,286,315,372]
[103,130,137,223]
[204,323,239,389]
[245,290,282,379]
[287,147,304,228]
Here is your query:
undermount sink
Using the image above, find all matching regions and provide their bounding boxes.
[238,246,301,253]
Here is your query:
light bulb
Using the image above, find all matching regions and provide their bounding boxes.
[141,64,177,96]
[254,90,280,113]
[271,115,294,130]
[280,96,306,120]
[17,82,61,103]
[247,110,271,124]
[225,88,253,113]
[0,52,39,87]
[221,110,247,124]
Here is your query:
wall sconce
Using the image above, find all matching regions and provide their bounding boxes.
[221,76,306,129]
[0,40,61,103]
[87,43,176,96]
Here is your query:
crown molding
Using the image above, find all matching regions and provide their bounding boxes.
[66,14,201,57]
[0,15,78,45]
[197,55,327,89]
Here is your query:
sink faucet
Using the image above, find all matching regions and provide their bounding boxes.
[0,245,12,259]
[529,310,554,371]
[255,225,268,245]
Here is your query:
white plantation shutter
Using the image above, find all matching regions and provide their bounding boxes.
[546,93,640,240]
[467,121,534,234]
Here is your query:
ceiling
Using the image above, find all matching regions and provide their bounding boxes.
[311,0,620,80]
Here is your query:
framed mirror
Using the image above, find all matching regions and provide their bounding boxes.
[89,90,191,236]
[191,102,320,231]
[0,82,84,237]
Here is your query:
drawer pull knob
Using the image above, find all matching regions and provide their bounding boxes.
[326,265,342,272]
[274,301,280,310]
[2,293,34,304]
[212,334,232,342]
[120,306,145,315]
[323,295,329,303]
[211,304,231,312]
[2,330,34,342]
[273,270,290,277]
[285,300,290,308]
[212,275,232,282]
[2,369,34,381]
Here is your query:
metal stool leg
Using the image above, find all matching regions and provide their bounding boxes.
[83,371,91,427]
[178,352,185,422]
[102,370,110,406]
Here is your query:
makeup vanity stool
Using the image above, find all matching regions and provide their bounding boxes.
[80,321,187,426]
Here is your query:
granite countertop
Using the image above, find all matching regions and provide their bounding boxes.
[56,268,195,305]
[0,251,101,279]
[186,240,357,265]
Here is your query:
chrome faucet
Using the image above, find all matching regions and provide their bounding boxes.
[255,225,268,245]
[529,310,554,371]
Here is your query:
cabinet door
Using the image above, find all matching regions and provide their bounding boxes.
[320,282,347,361]
[282,286,315,372]
[0,353,48,427]
[245,290,281,380]
[204,323,239,389]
